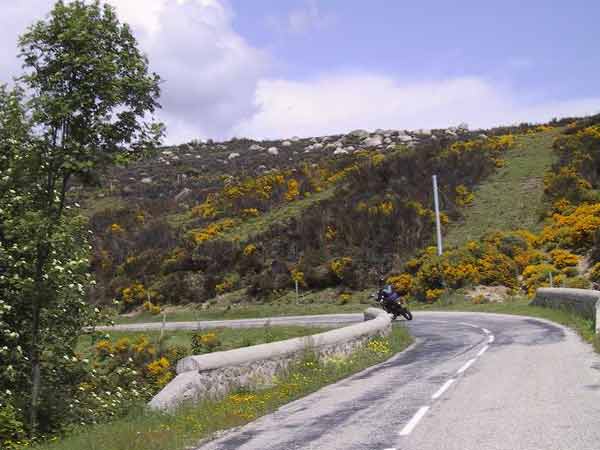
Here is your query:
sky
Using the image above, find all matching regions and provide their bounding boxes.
[1,0,599,144]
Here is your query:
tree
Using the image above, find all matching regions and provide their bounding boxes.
[1,0,163,436]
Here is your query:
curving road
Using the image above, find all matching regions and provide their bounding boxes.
[181,311,600,450]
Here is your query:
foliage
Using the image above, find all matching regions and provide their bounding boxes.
[190,333,221,354]
[0,0,163,442]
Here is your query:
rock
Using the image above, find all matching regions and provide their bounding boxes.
[174,188,192,203]
[304,145,313,152]
[384,137,392,144]
[479,133,488,139]
[350,129,369,138]
[446,129,457,136]
[312,143,324,151]
[386,144,396,151]
[141,177,152,184]
[417,129,431,136]
[291,136,300,141]
[228,152,240,160]
[363,135,383,147]
[345,146,355,152]
[267,147,279,156]
[161,150,174,157]
[333,148,348,155]
[282,140,292,147]
[397,135,413,143]
[325,143,337,149]
[335,141,344,148]
[249,144,263,151]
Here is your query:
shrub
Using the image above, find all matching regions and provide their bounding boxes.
[563,277,591,289]
[191,332,221,354]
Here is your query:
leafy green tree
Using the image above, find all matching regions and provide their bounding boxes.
[1,0,163,437]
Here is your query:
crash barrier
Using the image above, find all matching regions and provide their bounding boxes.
[531,288,600,333]
[149,307,391,411]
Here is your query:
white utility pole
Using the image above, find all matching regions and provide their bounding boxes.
[432,175,443,256]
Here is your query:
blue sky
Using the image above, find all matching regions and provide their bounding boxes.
[1,0,599,143]
[232,0,599,101]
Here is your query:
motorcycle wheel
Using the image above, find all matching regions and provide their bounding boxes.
[400,309,413,321]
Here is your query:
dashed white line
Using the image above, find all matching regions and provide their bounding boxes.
[399,406,430,436]
[432,378,455,400]
[458,322,480,328]
[477,345,489,357]
[482,328,491,334]
[488,335,495,343]
[457,358,477,374]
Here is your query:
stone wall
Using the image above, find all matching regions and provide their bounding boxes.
[531,288,600,333]
[149,308,391,411]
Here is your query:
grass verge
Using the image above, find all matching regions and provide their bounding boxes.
[114,288,373,324]
[78,325,330,355]
[413,292,600,352]
[33,326,412,450]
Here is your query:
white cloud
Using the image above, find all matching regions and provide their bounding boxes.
[0,0,269,144]
[267,0,335,35]
[235,73,600,139]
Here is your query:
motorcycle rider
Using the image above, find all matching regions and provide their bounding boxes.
[378,277,402,310]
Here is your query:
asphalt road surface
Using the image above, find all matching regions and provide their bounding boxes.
[188,311,600,450]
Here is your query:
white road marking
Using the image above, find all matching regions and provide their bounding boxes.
[457,358,477,374]
[477,345,489,357]
[482,328,491,334]
[488,335,495,343]
[458,322,480,328]
[382,448,397,450]
[399,406,430,436]
[432,378,455,400]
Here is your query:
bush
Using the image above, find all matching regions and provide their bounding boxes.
[563,277,591,289]
[191,332,221,354]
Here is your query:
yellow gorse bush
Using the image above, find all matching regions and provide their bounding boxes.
[329,257,353,279]
[549,249,579,269]
[243,243,257,256]
[192,218,238,244]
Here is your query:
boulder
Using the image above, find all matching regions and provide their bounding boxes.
[282,140,292,147]
[363,135,383,147]
[267,147,279,156]
[249,144,263,151]
[228,152,240,160]
[333,148,348,155]
[383,137,392,144]
[312,143,324,151]
[174,188,192,203]
[141,177,153,184]
[350,129,369,138]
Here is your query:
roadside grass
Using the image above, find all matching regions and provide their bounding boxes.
[114,288,373,324]
[77,325,330,356]
[445,130,559,247]
[413,292,599,351]
[33,326,412,450]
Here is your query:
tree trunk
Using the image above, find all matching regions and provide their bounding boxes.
[29,295,41,435]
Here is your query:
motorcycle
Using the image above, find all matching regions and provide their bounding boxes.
[372,288,413,321]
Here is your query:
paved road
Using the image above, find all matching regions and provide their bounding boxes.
[188,311,600,450]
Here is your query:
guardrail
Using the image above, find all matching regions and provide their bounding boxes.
[149,307,391,411]
[530,288,600,333]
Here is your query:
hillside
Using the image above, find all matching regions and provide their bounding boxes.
[77,116,599,315]
[445,128,559,247]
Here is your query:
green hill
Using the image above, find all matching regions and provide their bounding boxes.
[445,129,559,247]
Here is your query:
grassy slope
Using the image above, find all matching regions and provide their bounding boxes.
[445,129,559,247]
